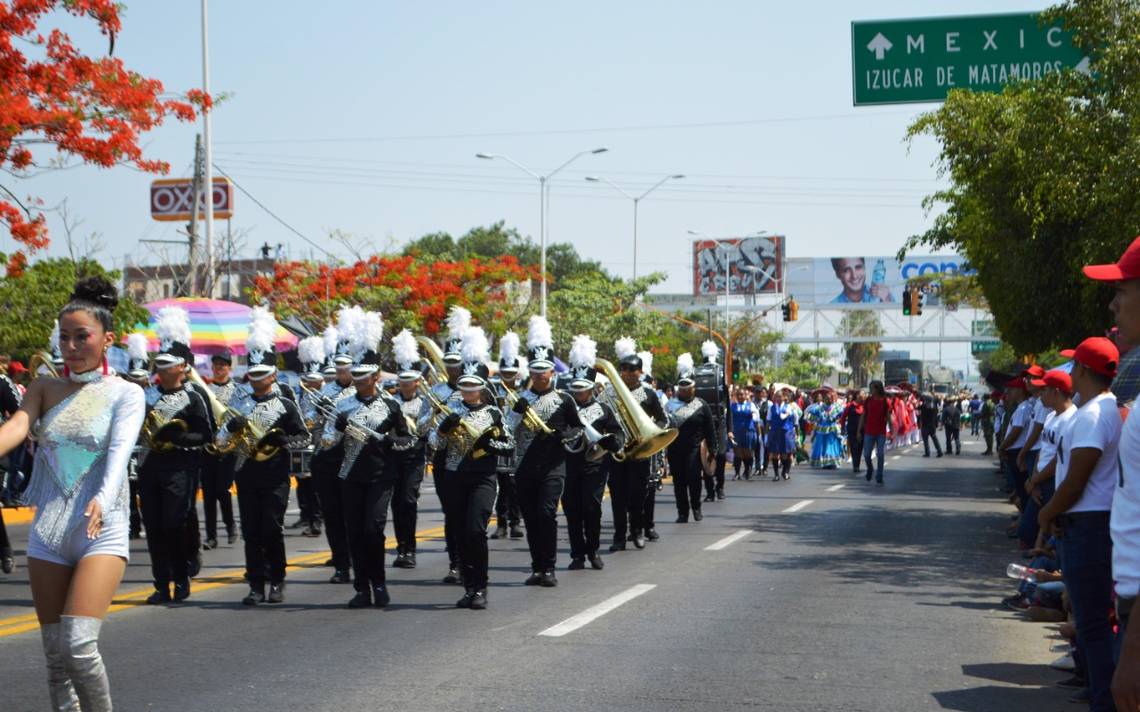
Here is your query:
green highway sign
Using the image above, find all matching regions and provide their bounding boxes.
[851,12,1086,106]
[971,341,1000,356]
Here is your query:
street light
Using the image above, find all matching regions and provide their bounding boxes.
[476,147,609,317]
[584,173,684,280]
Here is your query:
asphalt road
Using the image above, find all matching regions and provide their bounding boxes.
[0,439,1073,711]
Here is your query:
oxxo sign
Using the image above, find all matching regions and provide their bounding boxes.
[150,177,234,222]
[851,13,1086,106]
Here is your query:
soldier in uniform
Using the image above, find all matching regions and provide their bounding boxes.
[432,306,470,585]
[313,312,360,584]
[665,353,717,523]
[509,315,583,587]
[606,338,668,550]
[488,331,524,541]
[562,335,624,571]
[388,329,433,569]
[322,311,410,609]
[202,349,239,549]
[218,307,309,606]
[138,307,213,604]
[429,326,515,609]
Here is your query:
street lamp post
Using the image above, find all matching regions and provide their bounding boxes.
[476,148,608,317]
[584,174,684,281]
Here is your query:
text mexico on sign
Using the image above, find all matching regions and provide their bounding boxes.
[851,12,1086,106]
[150,177,234,222]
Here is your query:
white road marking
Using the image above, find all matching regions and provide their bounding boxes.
[890,455,902,461]
[826,484,846,492]
[705,529,753,551]
[538,584,657,637]
[783,499,815,513]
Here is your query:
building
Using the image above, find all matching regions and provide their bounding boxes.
[122,257,276,304]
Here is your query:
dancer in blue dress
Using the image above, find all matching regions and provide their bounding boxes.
[728,388,758,480]
[806,388,845,469]
[766,389,796,481]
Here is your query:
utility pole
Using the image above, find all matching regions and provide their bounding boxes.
[201,0,216,299]
[186,134,205,296]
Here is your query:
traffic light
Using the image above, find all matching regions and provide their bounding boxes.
[902,288,912,316]
[789,298,798,321]
[782,301,791,321]
[913,287,924,316]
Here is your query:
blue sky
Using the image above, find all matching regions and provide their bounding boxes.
[14,1,1053,372]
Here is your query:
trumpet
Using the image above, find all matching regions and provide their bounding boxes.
[188,368,281,462]
[500,381,556,436]
[563,419,625,463]
[140,409,188,453]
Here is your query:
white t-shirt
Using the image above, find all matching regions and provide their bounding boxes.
[1036,405,1076,474]
[1029,398,1049,451]
[1112,405,1140,598]
[1054,392,1121,513]
[1005,400,1034,450]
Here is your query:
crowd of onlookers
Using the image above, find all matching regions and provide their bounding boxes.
[991,238,1140,711]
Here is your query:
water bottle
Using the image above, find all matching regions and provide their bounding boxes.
[872,259,887,286]
[1006,563,1037,582]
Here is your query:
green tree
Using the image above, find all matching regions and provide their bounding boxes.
[0,257,149,359]
[840,311,883,386]
[902,0,1140,354]
[769,344,834,389]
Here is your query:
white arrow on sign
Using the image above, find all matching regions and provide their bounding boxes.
[867,32,893,60]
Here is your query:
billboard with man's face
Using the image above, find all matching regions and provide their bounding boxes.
[784,255,971,307]
[692,235,784,296]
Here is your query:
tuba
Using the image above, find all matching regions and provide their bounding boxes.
[596,357,677,460]
[416,335,448,387]
[29,351,59,379]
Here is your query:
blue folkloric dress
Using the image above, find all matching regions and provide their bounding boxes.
[729,401,758,450]
[806,402,845,469]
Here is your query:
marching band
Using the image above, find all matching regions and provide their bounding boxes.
[68,299,744,613]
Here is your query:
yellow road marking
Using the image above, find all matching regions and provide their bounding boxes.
[0,525,446,638]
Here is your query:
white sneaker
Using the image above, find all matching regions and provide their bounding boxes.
[1049,653,1075,672]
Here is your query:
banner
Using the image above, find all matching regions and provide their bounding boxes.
[692,235,784,296]
[785,255,971,308]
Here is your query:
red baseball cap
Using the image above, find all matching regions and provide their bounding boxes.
[8,361,26,375]
[1083,236,1140,281]
[1024,364,1046,379]
[1060,336,1119,378]
[1030,369,1072,394]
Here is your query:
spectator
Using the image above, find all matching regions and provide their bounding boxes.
[858,380,891,484]
[1022,370,1077,552]
[980,393,997,455]
[919,394,943,458]
[999,379,1033,507]
[969,393,982,435]
[1037,337,1121,712]
[840,390,864,474]
[941,396,961,455]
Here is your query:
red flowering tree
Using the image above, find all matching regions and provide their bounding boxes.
[251,254,539,337]
[0,1,205,274]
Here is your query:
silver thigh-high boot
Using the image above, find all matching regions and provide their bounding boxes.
[60,615,112,711]
[40,622,80,711]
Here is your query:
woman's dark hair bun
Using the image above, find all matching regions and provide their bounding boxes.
[70,276,119,313]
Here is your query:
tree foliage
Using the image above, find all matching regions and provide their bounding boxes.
[903,0,1140,354]
[840,311,883,386]
[0,257,148,358]
[0,1,204,273]
[768,344,834,389]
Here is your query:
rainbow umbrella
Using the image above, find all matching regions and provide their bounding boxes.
[135,298,298,356]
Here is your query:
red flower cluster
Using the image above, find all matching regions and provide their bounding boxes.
[0,1,203,272]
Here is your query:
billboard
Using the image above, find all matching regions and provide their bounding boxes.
[785,255,971,308]
[150,177,234,222]
[692,235,784,296]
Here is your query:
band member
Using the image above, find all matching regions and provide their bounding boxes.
[323,311,410,609]
[202,349,239,549]
[312,312,359,584]
[432,306,470,584]
[429,327,515,609]
[488,331,524,540]
[510,315,583,587]
[138,308,212,604]
[665,354,716,523]
[296,336,328,542]
[699,340,730,502]
[0,277,145,711]
[638,349,667,541]
[124,333,151,541]
[219,307,309,606]
[606,338,668,550]
[562,335,624,571]
[388,329,434,568]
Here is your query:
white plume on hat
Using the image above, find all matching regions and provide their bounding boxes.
[638,350,654,377]
[154,306,192,351]
[614,336,637,360]
[446,306,471,342]
[246,306,278,355]
[322,324,338,356]
[701,340,719,363]
[391,329,420,367]
[335,305,364,343]
[527,315,553,351]
[569,334,597,370]
[361,311,384,354]
[298,335,325,367]
[460,326,490,365]
[499,331,520,366]
[126,332,150,362]
[676,352,695,378]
